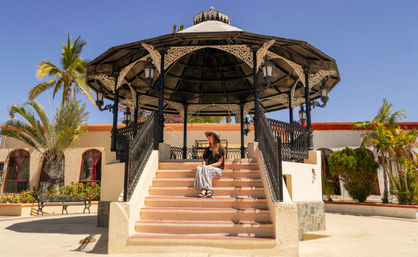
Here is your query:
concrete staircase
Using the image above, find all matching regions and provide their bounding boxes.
[130,160,275,245]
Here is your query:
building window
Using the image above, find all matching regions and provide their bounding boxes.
[38,156,65,193]
[79,150,102,187]
[319,148,341,195]
[3,150,30,193]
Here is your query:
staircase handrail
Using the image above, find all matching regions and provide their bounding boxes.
[122,112,157,201]
[257,111,283,202]
[266,118,309,161]
[115,122,141,161]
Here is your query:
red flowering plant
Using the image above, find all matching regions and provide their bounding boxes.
[0,183,100,203]
[0,191,36,203]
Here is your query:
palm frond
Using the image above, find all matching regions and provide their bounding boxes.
[9,104,47,146]
[75,79,95,104]
[26,100,51,140]
[0,127,41,153]
[28,80,56,100]
[36,61,62,80]
[52,78,63,99]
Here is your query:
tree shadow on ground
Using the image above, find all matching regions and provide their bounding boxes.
[6,215,108,254]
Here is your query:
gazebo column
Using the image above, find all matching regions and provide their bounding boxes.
[288,92,294,123]
[182,103,188,159]
[110,75,119,151]
[304,69,313,149]
[133,95,139,124]
[288,92,295,150]
[252,50,260,142]
[158,51,166,144]
[240,104,245,158]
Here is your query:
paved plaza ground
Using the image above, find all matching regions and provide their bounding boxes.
[0,213,417,257]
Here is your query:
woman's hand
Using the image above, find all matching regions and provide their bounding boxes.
[209,156,223,168]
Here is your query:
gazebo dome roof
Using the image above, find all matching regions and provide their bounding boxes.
[179,20,243,33]
[86,8,340,118]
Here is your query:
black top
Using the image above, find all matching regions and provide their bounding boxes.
[203,146,225,170]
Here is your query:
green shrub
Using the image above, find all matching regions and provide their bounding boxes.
[0,182,100,203]
[391,160,418,205]
[0,191,36,203]
[328,147,379,202]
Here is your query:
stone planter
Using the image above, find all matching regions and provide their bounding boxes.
[0,203,36,216]
[325,201,418,219]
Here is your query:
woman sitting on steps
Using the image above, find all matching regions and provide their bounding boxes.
[194,131,225,198]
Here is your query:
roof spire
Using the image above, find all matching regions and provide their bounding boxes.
[193,7,230,25]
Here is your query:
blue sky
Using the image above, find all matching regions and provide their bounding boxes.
[0,0,417,124]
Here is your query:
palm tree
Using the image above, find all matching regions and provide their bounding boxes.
[172,24,184,33]
[0,100,88,184]
[355,99,406,203]
[28,34,95,104]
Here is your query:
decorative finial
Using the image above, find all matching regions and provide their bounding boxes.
[193,8,230,25]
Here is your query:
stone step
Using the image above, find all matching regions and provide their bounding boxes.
[135,220,274,236]
[145,196,268,209]
[149,186,266,198]
[128,232,276,250]
[159,162,259,170]
[152,178,263,187]
[140,207,271,222]
[155,169,261,178]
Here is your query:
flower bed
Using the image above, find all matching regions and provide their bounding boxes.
[325,201,418,219]
[0,182,100,216]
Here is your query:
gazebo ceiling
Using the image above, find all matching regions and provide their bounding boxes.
[86,8,340,117]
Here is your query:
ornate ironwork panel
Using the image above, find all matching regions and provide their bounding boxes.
[267,118,309,161]
[126,112,156,199]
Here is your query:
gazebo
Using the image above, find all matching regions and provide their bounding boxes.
[87,8,339,148]
[86,7,340,200]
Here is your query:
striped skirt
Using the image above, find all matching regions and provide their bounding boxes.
[193,165,222,190]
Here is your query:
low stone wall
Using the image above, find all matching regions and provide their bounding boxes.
[97,201,111,227]
[325,201,418,219]
[296,201,326,240]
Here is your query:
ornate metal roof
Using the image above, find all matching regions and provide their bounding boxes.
[86,8,340,118]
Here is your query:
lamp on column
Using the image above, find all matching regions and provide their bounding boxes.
[123,106,131,125]
[299,105,306,125]
[244,116,250,136]
[144,58,156,90]
[261,55,273,90]
[96,90,114,112]
[311,77,330,108]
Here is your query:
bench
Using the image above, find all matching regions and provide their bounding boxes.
[37,195,92,215]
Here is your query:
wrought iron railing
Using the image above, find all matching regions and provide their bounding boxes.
[267,118,309,161]
[116,112,157,201]
[170,146,247,160]
[257,111,283,202]
[126,112,156,200]
[115,122,141,161]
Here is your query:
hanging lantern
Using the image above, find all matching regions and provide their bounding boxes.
[262,56,273,89]
[123,107,131,125]
[244,116,250,136]
[96,90,104,107]
[144,58,155,89]
[299,105,306,125]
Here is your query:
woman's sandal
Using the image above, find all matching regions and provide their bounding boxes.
[198,189,207,198]
[205,190,214,198]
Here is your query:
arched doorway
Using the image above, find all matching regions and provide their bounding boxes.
[319,148,341,196]
[38,155,65,193]
[79,149,102,187]
[3,149,30,193]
